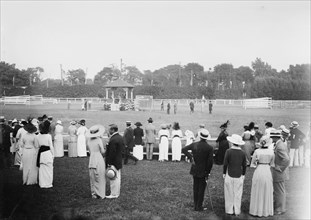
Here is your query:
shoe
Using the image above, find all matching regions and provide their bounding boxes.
[106,195,118,199]
[275,211,284,215]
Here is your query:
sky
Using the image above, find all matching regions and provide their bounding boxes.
[0,1,310,79]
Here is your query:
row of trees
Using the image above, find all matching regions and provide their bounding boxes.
[0,59,310,100]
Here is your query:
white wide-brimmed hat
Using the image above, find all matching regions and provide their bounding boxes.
[106,165,117,180]
[198,129,210,140]
[185,130,195,138]
[87,125,105,138]
[227,134,245,146]
[291,121,299,128]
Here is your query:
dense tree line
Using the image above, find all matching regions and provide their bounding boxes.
[0,59,310,100]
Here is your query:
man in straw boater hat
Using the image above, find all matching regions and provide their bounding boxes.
[270,129,290,215]
[288,121,305,167]
[106,124,124,199]
[144,117,156,161]
[123,121,138,165]
[182,129,214,211]
[223,134,246,216]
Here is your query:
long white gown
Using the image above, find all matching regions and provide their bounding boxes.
[158,129,170,161]
[54,124,64,157]
[77,125,88,157]
[171,129,183,161]
[249,148,274,217]
[37,133,54,188]
[15,127,27,166]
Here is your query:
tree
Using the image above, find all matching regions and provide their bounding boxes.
[251,58,277,77]
[234,66,254,87]
[123,66,143,85]
[24,67,44,85]
[67,69,86,85]
[94,66,121,85]
[184,63,204,86]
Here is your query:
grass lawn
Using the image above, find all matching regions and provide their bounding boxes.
[0,103,310,219]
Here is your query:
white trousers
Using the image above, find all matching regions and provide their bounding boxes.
[224,175,244,215]
[290,146,304,167]
[109,169,121,197]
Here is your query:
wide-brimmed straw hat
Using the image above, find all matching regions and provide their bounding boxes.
[70,120,77,125]
[291,121,299,128]
[87,125,105,138]
[106,165,117,180]
[56,120,62,125]
[227,134,245,146]
[12,118,18,124]
[270,129,282,138]
[198,129,210,140]
[24,123,37,133]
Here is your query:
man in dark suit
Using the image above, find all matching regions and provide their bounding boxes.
[182,129,214,211]
[270,129,290,215]
[123,121,138,165]
[106,124,124,199]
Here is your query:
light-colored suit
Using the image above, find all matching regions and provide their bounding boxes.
[145,123,156,160]
[271,139,290,213]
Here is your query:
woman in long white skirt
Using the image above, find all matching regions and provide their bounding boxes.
[21,123,39,185]
[77,119,88,157]
[15,121,27,166]
[86,125,106,199]
[37,121,54,188]
[171,122,183,162]
[158,124,169,162]
[54,120,64,157]
[249,136,274,217]
[68,121,78,157]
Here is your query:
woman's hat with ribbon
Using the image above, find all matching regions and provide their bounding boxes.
[87,125,105,138]
[227,134,245,146]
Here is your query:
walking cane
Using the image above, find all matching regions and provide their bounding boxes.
[206,179,215,213]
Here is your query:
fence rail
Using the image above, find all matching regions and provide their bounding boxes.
[1,96,310,109]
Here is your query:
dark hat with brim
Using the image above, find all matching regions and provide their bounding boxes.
[135,122,142,126]
[24,123,37,133]
[147,117,153,123]
[0,116,5,124]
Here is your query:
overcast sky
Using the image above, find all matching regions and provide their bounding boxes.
[0,1,310,79]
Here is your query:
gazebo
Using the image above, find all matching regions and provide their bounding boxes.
[103,79,135,100]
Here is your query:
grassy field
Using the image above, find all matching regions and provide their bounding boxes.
[0,103,310,220]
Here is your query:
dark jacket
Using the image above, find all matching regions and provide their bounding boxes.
[134,127,144,145]
[123,127,134,149]
[106,133,124,170]
[289,128,305,149]
[182,140,214,178]
[0,124,12,153]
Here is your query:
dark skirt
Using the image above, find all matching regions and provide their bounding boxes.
[215,140,229,165]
